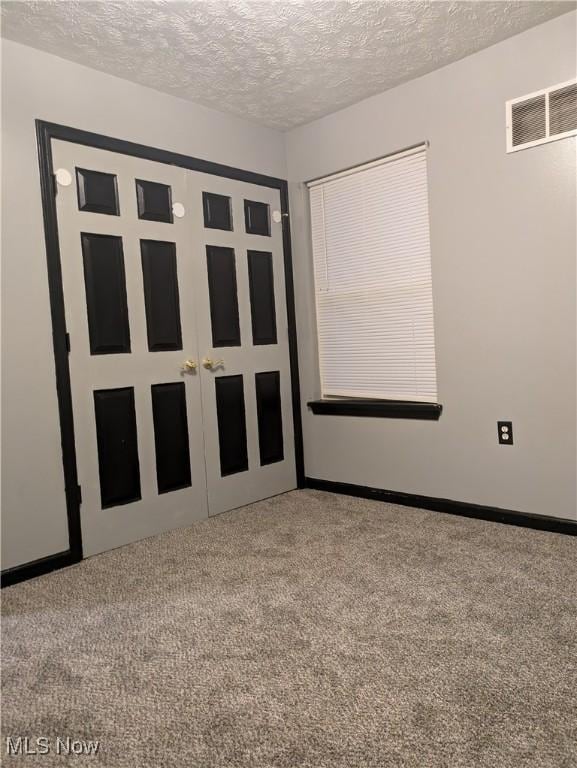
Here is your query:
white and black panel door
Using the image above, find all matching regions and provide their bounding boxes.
[52,140,208,556]
[189,172,296,516]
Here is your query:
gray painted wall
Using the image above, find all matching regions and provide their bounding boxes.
[285,12,577,520]
[1,40,287,570]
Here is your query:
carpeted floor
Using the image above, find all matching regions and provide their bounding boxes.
[2,489,576,767]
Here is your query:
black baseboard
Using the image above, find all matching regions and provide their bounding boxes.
[305,477,577,535]
[1,550,79,588]
[4,483,573,589]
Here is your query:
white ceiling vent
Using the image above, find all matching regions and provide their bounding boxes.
[506,79,577,153]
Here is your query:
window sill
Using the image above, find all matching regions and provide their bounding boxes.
[307,399,442,420]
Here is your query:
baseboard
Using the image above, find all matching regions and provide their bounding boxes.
[1,550,79,588]
[305,477,577,535]
[3,484,573,589]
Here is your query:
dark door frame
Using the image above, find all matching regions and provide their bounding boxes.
[1,120,304,588]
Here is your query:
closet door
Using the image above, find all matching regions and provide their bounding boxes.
[52,140,208,556]
[190,173,296,515]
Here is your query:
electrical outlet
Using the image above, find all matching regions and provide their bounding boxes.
[498,421,513,445]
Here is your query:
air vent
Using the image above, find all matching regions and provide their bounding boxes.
[511,95,546,146]
[506,79,577,153]
[550,82,577,135]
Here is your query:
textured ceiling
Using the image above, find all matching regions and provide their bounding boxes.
[1,0,575,130]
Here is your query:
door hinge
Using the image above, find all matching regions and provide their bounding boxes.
[52,173,58,197]
[65,332,71,353]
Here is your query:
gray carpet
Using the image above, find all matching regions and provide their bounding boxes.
[2,489,576,767]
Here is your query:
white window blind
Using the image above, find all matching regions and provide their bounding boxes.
[308,144,437,402]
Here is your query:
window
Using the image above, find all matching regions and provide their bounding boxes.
[308,144,438,404]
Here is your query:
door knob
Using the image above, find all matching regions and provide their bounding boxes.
[202,357,224,370]
[182,359,197,371]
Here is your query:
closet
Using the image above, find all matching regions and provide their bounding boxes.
[52,140,295,556]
